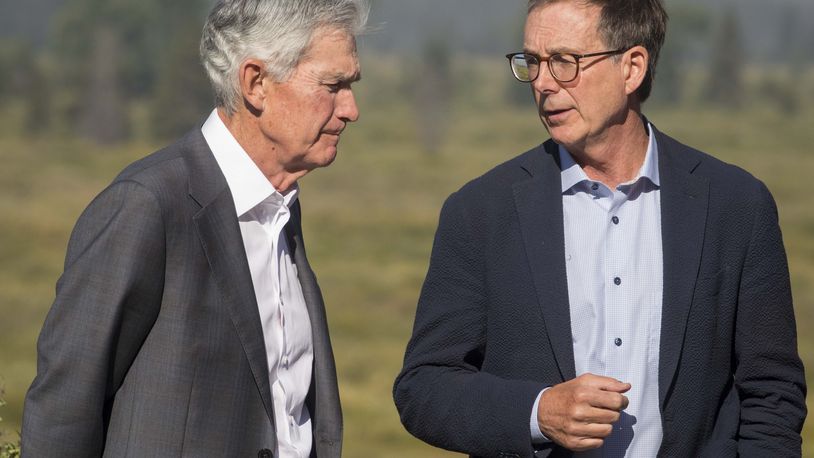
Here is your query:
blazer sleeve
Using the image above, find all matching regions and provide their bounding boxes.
[735,181,807,456]
[393,192,542,458]
[22,180,166,457]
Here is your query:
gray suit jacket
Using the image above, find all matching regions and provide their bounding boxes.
[22,129,342,457]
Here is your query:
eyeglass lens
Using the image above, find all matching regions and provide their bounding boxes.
[510,53,579,82]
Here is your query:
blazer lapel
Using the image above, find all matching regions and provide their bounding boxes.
[183,130,277,440]
[656,129,709,409]
[286,201,342,453]
[513,141,576,381]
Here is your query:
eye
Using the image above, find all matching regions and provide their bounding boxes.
[326,82,343,93]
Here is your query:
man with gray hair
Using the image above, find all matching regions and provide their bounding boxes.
[22,0,368,456]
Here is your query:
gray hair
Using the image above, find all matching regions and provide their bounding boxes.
[527,0,667,103]
[200,0,370,115]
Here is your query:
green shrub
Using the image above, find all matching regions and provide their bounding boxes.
[0,381,20,458]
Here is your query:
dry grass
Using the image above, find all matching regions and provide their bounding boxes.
[1,70,812,456]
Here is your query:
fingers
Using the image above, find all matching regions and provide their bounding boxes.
[571,377,629,411]
[586,390,629,411]
[537,374,632,452]
[565,421,614,439]
[568,437,606,452]
[571,404,622,425]
[579,373,631,393]
[558,422,614,452]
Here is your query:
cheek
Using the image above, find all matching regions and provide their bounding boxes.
[309,93,336,120]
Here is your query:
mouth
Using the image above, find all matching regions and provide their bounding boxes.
[320,131,342,148]
[541,107,573,126]
[543,108,571,119]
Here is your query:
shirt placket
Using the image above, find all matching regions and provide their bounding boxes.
[261,198,294,451]
[604,187,630,384]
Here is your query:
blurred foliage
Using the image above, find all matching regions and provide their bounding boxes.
[411,36,453,154]
[46,0,211,142]
[1,58,813,457]
[704,7,745,109]
[650,4,710,105]
[0,381,20,458]
[0,40,50,135]
[0,0,811,143]
[0,1,813,456]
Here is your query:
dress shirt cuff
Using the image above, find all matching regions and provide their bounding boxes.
[531,387,553,444]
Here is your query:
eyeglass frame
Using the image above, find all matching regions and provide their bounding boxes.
[505,48,629,83]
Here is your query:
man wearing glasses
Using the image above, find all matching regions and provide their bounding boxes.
[394,0,806,457]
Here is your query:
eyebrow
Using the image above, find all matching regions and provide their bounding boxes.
[325,71,362,83]
[523,46,580,56]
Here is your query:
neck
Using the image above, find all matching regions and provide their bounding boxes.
[567,110,649,189]
[217,107,306,193]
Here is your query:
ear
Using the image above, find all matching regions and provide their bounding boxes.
[238,58,267,112]
[622,45,648,97]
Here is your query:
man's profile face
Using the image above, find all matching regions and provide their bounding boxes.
[259,27,361,172]
[524,2,629,150]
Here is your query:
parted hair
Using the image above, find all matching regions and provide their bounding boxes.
[528,0,667,102]
[200,0,370,115]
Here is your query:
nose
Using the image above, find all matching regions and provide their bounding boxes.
[531,64,560,95]
[336,88,359,123]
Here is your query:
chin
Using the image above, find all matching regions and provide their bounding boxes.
[548,125,585,149]
[313,147,338,168]
[547,125,571,145]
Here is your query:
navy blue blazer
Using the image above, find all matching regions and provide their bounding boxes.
[393,127,806,458]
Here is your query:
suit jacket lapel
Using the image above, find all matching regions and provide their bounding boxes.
[286,201,342,453]
[183,130,277,441]
[513,141,576,381]
[656,128,709,409]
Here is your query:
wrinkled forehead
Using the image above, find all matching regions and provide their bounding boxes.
[299,26,361,78]
[524,1,604,53]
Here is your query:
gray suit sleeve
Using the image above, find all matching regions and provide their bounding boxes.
[735,181,807,456]
[22,180,166,457]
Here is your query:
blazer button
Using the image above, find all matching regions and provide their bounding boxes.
[258,449,273,458]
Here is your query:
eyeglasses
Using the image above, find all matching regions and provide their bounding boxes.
[505,49,628,83]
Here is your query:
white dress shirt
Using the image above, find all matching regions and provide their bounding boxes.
[532,123,664,457]
[202,109,314,458]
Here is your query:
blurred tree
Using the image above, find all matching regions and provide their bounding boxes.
[504,12,533,108]
[650,4,709,106]
[704,6,745,109]
[775,4,811,78]
[150,3,213,139]
[411,36,452,154]
[20,52,52,136]
[0,40,27,105]
[0,40,52,135]
[79,24,128,143]
[49,0,210,143]
[50,0,145,142]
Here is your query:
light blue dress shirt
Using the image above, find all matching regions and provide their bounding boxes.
[531,123,664,457]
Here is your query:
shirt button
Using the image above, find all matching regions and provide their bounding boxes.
[615,338,623,347]
[614,277,621,286]
[612,216,619,225]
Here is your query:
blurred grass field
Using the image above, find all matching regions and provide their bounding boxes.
[1,60,813,456]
